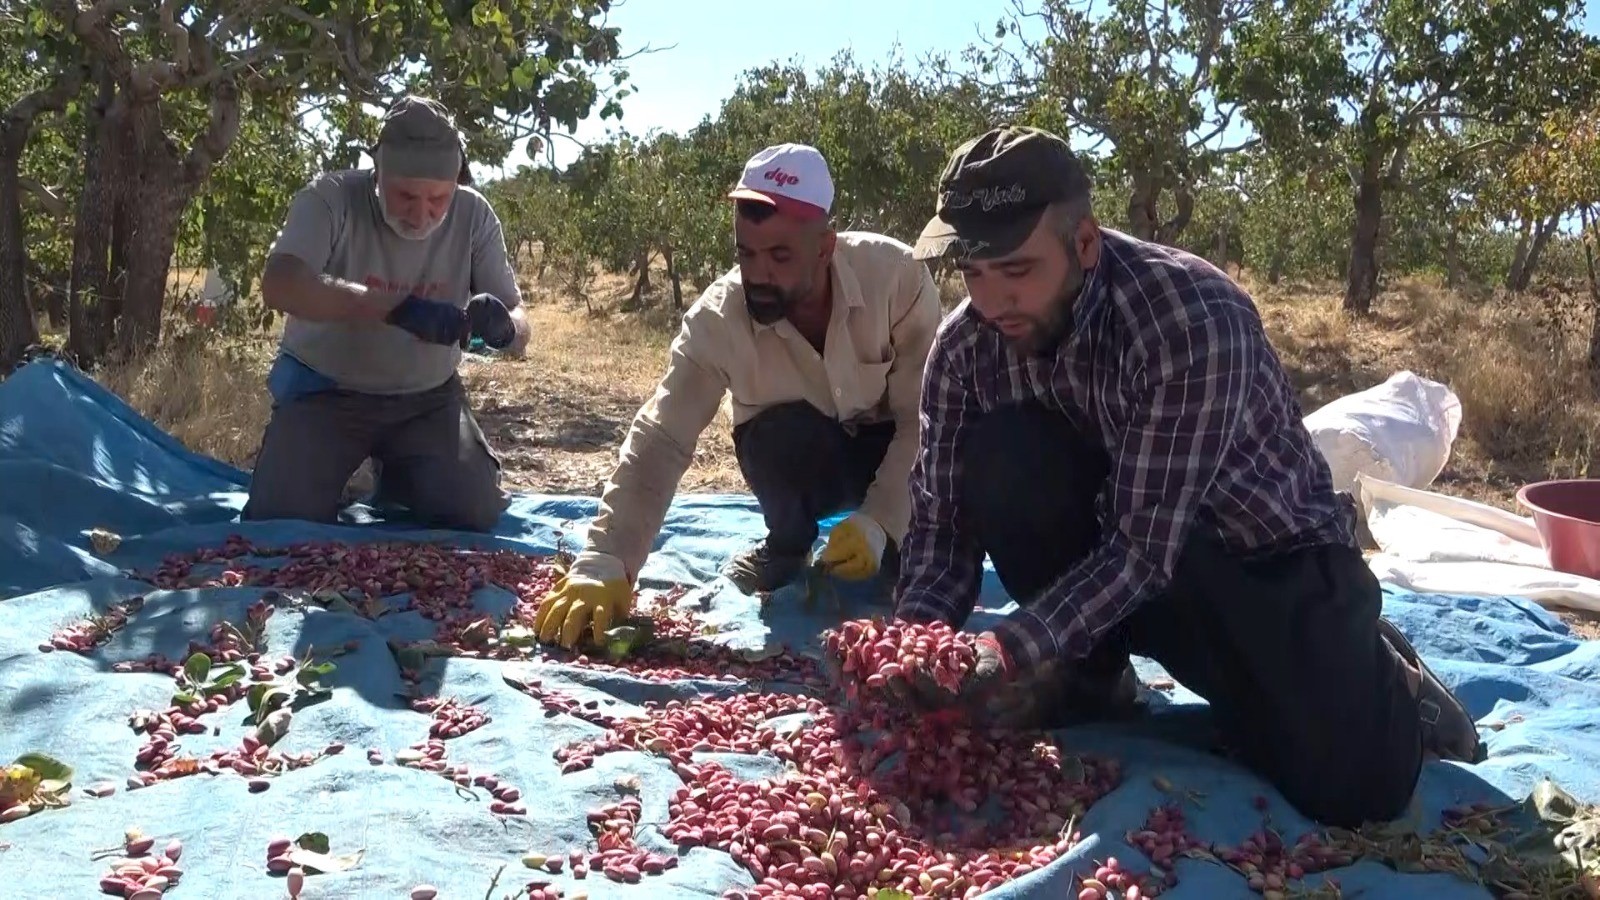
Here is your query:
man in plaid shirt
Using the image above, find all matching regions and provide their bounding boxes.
[893,125,1480,827]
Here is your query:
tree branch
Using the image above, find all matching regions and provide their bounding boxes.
[210,0,278,45]
[19,177,70,218]
[182,37,242,188]
[157,0,188,73]
[273,4,379,95]
[3,64,84,129]
[55,0,133,84]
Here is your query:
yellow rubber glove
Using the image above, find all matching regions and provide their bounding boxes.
[818,512,887,581]
[534,551,633,649]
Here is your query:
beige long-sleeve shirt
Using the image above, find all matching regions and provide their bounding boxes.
[584,231,943,581]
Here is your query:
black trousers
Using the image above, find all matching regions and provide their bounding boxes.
[964,403,1423,828]
[242,376,507,532]
[733,401,894,558]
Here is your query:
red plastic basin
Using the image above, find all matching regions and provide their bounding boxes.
[1517,479,1600,579]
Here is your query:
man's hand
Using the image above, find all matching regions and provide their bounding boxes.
[386,295,469,346]
[889,632,1018,719]
[534,551,633,649]
[819,512,887,581]
[954,632,1015,708]
[466,293,517,350]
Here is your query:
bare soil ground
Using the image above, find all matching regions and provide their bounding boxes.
[88,267,1600,638]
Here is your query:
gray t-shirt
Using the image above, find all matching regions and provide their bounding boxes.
[267,169,523,395]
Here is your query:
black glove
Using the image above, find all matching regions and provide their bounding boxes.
[466,293,516,349]
[386,295,468,346]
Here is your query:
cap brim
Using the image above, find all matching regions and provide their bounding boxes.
[728,188,827,221]
[911,208,1047,262]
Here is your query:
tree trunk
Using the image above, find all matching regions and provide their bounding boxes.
[0,69,82,369]
[1445,224,1462,289]
[1511,216,1557,292]
[1506,217,1534,292]
[1343,163,1385,315]
[0,127,39,368]
[1580,205,1600,394]
[68,71,120,366]
[110,74,241,356]
[665,247,683,310]
[1211,223,1230,268]
[113,101,186,354]
[28,260,68,329]
[1155,180,1194,246]
[624,251,651,311]
[1267,244,1287,285]
[1126,175,1159,242]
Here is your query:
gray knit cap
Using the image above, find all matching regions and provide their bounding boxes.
[375,95,464,182]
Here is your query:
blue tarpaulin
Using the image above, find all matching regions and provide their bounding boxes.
[0,358,1596,899]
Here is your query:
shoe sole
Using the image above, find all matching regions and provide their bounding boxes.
[1376,617,1482,763]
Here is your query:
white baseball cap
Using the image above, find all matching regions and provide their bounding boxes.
[727,143,834,220]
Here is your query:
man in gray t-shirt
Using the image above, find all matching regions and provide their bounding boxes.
[240,95,528,532]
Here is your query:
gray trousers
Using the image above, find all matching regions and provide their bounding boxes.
[241,375,508,532]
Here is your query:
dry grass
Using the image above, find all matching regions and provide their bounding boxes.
[464,271,743,496]
[1255,275,1600,509]
[116,266,1600,509]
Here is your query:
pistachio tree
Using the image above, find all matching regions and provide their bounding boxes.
[1216,0,1600,313]
[13,0,630,366]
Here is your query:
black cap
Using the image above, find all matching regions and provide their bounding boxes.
[912,125,1093,261]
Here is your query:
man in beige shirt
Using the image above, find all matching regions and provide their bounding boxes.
[535,143,943,648]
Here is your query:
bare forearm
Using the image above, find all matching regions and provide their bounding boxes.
[261,255,399,323]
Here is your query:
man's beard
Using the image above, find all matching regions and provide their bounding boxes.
[382,205,446,241]
[996,258,1084,357]
[376,183,447,241]
[744,282,800,326]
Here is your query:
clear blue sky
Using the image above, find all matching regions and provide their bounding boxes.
[475,0,1600,178]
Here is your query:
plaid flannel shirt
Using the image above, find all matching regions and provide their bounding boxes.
[894,228,1356,672]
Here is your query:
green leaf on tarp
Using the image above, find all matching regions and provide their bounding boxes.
[183,652,211,684]
[12,753,72,787]
[605,625,642,661]
[295,832,330,854]
[296,661,336,685]
[392,645,426,672]
[249,685,290,721]
[208,666,246,691]
[171,690,198,706]
[500,624,537,647]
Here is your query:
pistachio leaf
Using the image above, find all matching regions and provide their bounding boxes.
[295,831,330,854]
[12,753,72,786]
[182,652,212,684]
[604,625,642,661]
[500,624,537,647]
[208,666,246,691]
